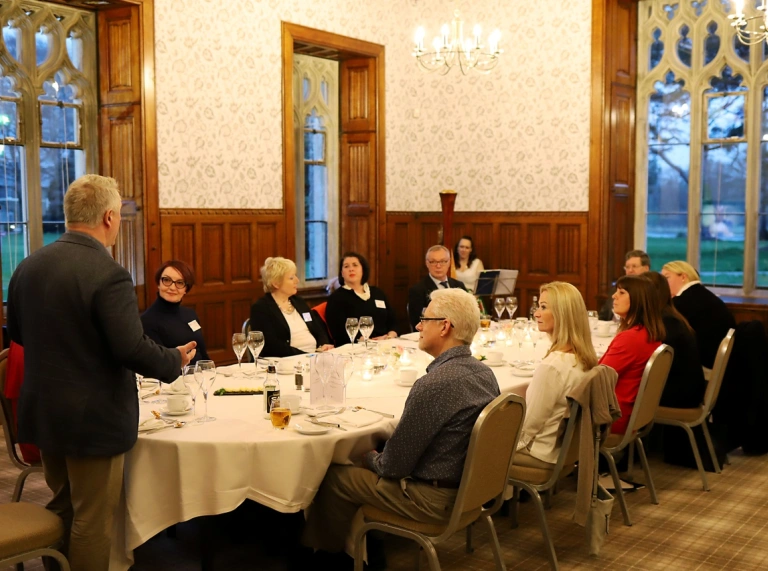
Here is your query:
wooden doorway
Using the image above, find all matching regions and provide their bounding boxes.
[281,23,386,285]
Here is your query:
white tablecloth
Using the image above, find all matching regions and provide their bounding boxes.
[109,337,548,569]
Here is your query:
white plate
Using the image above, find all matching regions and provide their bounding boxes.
[485,360,507,368]
[294,422,331,435]
[395,379,416,387]
[511,367,535,378]
[161,406,192,416]
[595,332,614,338]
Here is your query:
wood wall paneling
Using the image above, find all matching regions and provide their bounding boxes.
[98,6,141,104]
[385,212,589,332]
[341,58,376,131]
[230,224,252,283]
[100,105,142,200]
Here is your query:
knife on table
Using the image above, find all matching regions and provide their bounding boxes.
[309,419,347,431]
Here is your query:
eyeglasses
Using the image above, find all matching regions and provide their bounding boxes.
[419,316,455,327]
[624,265,643,271]
[427,259,450,266]
[160,276,187,289]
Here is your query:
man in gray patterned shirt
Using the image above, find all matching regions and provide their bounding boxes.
[302,288,500,560]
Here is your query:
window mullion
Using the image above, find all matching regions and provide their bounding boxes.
[744,82,761,294]
[688,78,704,270]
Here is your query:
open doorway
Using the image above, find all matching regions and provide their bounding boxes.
[281,23,386,287]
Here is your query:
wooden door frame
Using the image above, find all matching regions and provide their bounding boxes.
[281,22,386,283]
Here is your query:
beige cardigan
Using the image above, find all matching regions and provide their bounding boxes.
[566,365,621,526]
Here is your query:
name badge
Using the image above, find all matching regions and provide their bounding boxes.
[188,320,201,332]
[302,312,312,322]
[375,299,386,309]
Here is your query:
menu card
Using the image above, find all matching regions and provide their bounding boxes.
[309,353,345,405]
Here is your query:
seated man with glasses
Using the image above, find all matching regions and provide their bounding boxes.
[407,245,467,330]
[302,288,499,566]
[598,249,651,321]
[141,259,210,365]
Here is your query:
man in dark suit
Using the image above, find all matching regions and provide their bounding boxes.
[598,249,651,321]
[7,175,196,571]
[408,245,467,330]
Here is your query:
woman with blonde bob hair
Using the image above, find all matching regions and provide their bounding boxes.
[249,257,333,357]
[661,260,735,369]
[515,282,598,467]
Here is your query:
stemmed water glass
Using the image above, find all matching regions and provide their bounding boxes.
[182,364,200,416]
[505,296,518,320]
[338,355,355,402]
[247,331,264,375]
[513,320,528,350]
[194,360,217,423]
[314,353,336,410]
[232,333,247,369]
[587,310,599,331]
[494,298,506,321]
[359,316,374,349]
[345,317,360,348]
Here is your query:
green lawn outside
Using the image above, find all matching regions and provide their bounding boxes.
[2,231,61,300]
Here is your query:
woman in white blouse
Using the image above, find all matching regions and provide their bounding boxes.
[515,281,598,467]
[453,236,484,292]
[249,257,334,358]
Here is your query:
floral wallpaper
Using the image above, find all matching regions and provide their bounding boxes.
[154,0,592,211]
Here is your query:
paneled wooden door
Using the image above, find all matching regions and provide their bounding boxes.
[340,58,378,282]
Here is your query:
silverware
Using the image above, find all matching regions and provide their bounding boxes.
[140,421,185,435]
[140,389,161,400]
[309,419,347,431]
[316,407,346,419]
[352,406,394,418]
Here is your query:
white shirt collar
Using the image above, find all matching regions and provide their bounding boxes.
[675,280,701,297]
[430,275,449,288]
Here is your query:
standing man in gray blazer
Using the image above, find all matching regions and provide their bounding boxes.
[7,175,196,571]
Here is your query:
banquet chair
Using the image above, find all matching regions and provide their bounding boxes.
[352,392,526,571]
[655,328,735,491]
[505,399,581,571]
[600,344,673,527]
[0,501,70,571]
[0,348,43,502]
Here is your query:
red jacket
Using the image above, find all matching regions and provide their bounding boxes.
[599,325,661,435]
[4,341,41,464]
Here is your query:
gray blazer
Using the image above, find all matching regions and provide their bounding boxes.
[7,232,182,457]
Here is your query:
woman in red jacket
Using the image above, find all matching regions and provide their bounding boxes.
[599,274,665,435]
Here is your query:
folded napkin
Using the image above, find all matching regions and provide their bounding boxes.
[166,377,188,394]
[322,409,381,428]
[138,417,165,432]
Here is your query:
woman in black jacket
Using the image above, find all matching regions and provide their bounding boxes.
[250,257,333,358]
[645,271,706,408]
[325,252,398,346]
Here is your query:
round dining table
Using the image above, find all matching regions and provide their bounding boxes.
[109,327,616,569]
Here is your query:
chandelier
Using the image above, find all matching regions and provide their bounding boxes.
[729,0,768,45]
[412,10,502,75]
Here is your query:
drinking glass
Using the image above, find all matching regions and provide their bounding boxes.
[359,316,374,349]
[232,333,247,369]
[247,331,264,375]
[345,317,360,347]
[505,296,518,319]
[587,310,599,331]
[494,298,506,320]
[479,315,491,330]
[195,360,217,423]
[339,355,354,402]
[182,364,200,416]
[314,353,336,410]
[269,395,292,430]
[513,320,528,349]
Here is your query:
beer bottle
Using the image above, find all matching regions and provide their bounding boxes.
[529,295,538,321]
[263,362,280,419]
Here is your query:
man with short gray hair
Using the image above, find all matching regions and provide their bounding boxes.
[407,244,467,330]
[7,174,196,571]
[302,288,499,565]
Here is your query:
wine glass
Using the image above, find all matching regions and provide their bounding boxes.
[505,296,518,320]
[345,317,360,348]
[232,333,247,369]
[338,355,354,402]
[513,320,528,349]
[247,331,264,375]
[314,353,335,410]
[494,298,506,321]
[195,360,217,423]
[587,310,599,331]
[359,316,374,349]
[182,364,200,416]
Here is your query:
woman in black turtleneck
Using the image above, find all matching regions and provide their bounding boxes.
[141,260,209,365]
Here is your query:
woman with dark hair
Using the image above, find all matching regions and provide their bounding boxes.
[325,252,398,345]
[141,260,209,365]
[644,272,706,408]
[599,275,665,434]
[453,236,484,292]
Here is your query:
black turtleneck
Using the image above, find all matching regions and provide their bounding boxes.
[140,294,210,366]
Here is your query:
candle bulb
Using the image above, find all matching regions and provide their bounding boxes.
[473,24,481,49]
[441,23,450,48]
[735,0,745,17]
[415,27,425,51]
